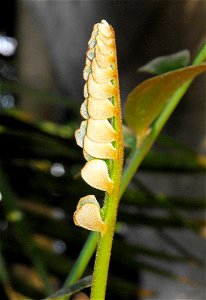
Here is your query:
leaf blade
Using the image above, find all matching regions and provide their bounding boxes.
[125,64,206,141]
[138,49,190,74]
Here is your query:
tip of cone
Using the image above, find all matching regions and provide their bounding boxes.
[101,20,109,26]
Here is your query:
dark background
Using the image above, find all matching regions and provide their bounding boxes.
[0,1,205,299]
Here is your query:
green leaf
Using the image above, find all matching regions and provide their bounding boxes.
[125,64,206,143]
[43,275,92,299]
[138,50,190,75]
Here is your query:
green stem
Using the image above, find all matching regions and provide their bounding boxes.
[193,43,206,65]
[90,166,122,299]
[90,70,124,299]
[63,42,206,290]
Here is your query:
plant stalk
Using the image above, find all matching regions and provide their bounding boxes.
[90,66,124,299]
